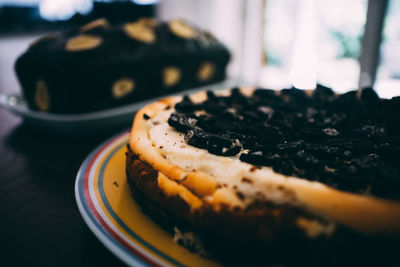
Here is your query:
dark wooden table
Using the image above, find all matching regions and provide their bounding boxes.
[0,104,127,266]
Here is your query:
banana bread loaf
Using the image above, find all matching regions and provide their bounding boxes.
[15,18,230,114]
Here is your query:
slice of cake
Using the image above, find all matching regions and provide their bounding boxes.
[126,86,400,265]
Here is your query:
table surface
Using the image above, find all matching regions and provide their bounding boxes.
[0,106,127,266]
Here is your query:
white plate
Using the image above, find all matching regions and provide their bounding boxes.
[0,79,245,135]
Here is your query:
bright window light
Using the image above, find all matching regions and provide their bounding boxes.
[375,0,400,98]
[131,0,158,5]
[261,0,367,92]
[39,0,93,21]
[289,0,317,89]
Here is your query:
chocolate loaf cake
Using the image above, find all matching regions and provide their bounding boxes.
[126,86,400,265]
[15,18,230,114]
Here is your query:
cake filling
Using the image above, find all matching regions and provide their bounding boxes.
[167,86,400,200]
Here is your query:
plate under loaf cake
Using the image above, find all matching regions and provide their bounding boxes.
[126,86,400,265]
[15,18,230,114]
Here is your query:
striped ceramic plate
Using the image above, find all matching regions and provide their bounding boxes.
[75,131,220,267]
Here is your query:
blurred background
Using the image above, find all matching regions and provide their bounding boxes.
[0,0,399,98]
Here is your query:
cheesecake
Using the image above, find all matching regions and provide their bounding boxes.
[126,86,400,265]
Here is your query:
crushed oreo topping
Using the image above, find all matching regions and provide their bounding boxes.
[143,113,150,120]
[167,85,400,200]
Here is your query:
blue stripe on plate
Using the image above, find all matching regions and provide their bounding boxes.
[76,132,148,267]
[98,141,185,267]
[76,131,186,267]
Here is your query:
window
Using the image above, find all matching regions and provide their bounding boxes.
[261,0,368,92]
[375,0,400,98]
